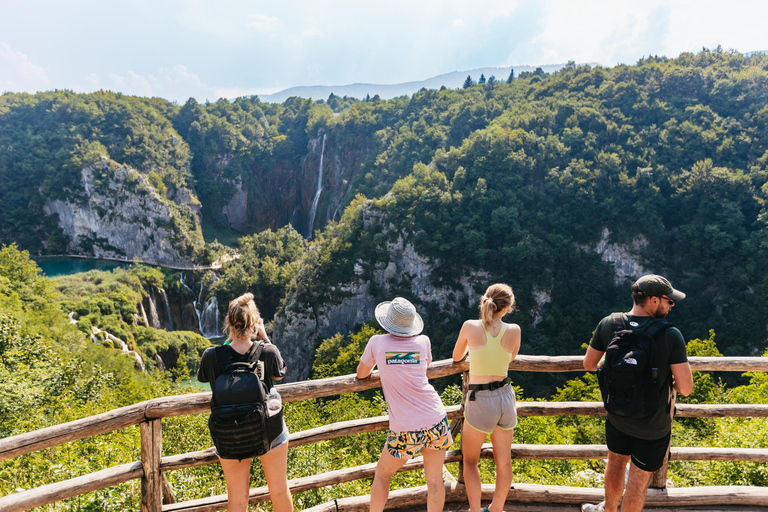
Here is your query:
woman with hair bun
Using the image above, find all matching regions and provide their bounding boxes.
[198,293,292,512]
[452,283,521,512]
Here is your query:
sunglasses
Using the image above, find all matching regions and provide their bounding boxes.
[660,296,675,306]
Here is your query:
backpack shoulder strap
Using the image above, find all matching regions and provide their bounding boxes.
[609,312,627,331]
[643,320,672,338]
[246,341,265,364]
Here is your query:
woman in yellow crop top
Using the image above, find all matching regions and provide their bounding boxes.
[452,283,521,512]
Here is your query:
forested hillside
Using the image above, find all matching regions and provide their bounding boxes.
[2,50,767,373]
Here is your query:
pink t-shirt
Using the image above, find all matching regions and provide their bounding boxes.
[360,333,446,432]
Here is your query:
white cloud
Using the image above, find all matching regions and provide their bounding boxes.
[247,13,281,33]
[453,18,465,27]
[0,42,51,92]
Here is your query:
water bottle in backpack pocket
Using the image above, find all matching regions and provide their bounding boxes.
[597,313,671,418]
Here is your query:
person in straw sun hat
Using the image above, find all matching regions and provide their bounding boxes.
[357,297,452,512]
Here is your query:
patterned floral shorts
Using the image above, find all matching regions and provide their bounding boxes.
[385,416,452,459]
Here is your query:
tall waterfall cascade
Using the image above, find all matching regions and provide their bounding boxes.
[159,288,173,330]
[147,290,161,329]
[307,133,326,239]
[179,272,221,339]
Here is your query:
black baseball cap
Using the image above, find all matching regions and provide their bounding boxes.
[632,274,686,301]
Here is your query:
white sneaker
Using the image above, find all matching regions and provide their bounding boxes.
[581,502,605,512]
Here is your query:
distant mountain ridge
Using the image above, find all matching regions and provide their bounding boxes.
[257,64,569,103]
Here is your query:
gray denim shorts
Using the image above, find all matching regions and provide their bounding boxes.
[464,384,517,434]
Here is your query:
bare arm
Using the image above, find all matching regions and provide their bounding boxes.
[452,322,470,362]
[504,324,522,360]
[583,346,604,371]
[356,361,374,379]
[670,361,693,396]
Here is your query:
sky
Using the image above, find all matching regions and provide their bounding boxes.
[1,0,767,104]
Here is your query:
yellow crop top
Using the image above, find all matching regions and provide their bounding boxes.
[468,323,513,377]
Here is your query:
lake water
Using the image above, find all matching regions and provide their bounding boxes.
[34,257,133,277]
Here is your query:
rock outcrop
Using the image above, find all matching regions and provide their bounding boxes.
[43,157,201,266]
[580,227,649,285]
[273,225,487,382]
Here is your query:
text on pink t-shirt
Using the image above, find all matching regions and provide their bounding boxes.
[360,333,446,432]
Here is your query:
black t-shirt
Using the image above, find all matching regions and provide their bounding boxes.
[590,313,688,440]
[197,342,287,390]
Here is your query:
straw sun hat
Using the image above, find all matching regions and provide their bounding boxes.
[374,297,424,337]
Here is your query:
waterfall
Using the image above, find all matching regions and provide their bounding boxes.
[129,351,145,371]
[68,311,78,324]
[159,288,174,330]
[198,296,221,338]
[138,301,150,326]
[180,271,222,339]
[179,273,194,296]
[307,133,326,238]
[147,288,161,329]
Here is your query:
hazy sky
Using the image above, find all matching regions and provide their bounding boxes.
[1,0,766,103]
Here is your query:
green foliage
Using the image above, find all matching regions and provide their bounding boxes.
[0,243,58,313]
[213,226,306,320]
[312,322,383,378]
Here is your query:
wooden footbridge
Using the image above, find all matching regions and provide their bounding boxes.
[1,356,768,511]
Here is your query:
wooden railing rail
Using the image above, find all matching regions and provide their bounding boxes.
[1,355,766,512]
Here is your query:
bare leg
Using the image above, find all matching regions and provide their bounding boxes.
[370,447,407,512]
[218,457,251,512]
[421,447,447,512]
[604,451,630,512]
[461,423,488,512]
[488,426,515,512]
[619,462,653,512]
[259,441,293,512]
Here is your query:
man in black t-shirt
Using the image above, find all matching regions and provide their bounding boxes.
[582,275,693,512]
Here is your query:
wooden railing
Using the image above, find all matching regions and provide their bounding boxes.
[1,356,768,511]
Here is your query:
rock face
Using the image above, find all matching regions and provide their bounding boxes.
[221,177,249,231]
[581,227,649,285]
[273,225,488,382]
[209,130,369,236]
[43,157,200,266]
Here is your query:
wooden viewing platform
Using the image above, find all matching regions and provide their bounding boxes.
[1,356,767,511]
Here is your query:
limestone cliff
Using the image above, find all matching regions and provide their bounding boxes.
[212,130,369,236]
[273,224,487,382]
[43,157,202,266]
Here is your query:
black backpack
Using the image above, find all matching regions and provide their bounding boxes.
[597,313,672,418]
[208,342,284,460]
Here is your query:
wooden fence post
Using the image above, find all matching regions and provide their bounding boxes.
[141,419,163,512]
[650,436,671,489]
[457,370,470,485]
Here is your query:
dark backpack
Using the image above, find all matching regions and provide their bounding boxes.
[208,342,284,460]
[597,313,672,418]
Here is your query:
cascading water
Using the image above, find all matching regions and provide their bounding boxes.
[147,288,161,329]
[138,301,150,326]
[307,133,326,238]
[198,296,221,338]
[159,288,174,330]
[179,272,222,339]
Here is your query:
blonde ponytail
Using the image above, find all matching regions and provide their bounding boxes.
[479,283,515,326]
[224,292,261,338]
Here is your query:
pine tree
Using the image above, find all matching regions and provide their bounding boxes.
[462,75,473,89]
[506,68,515,84]
[478,74,486,84]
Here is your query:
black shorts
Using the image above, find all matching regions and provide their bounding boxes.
[605,419,671,472]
